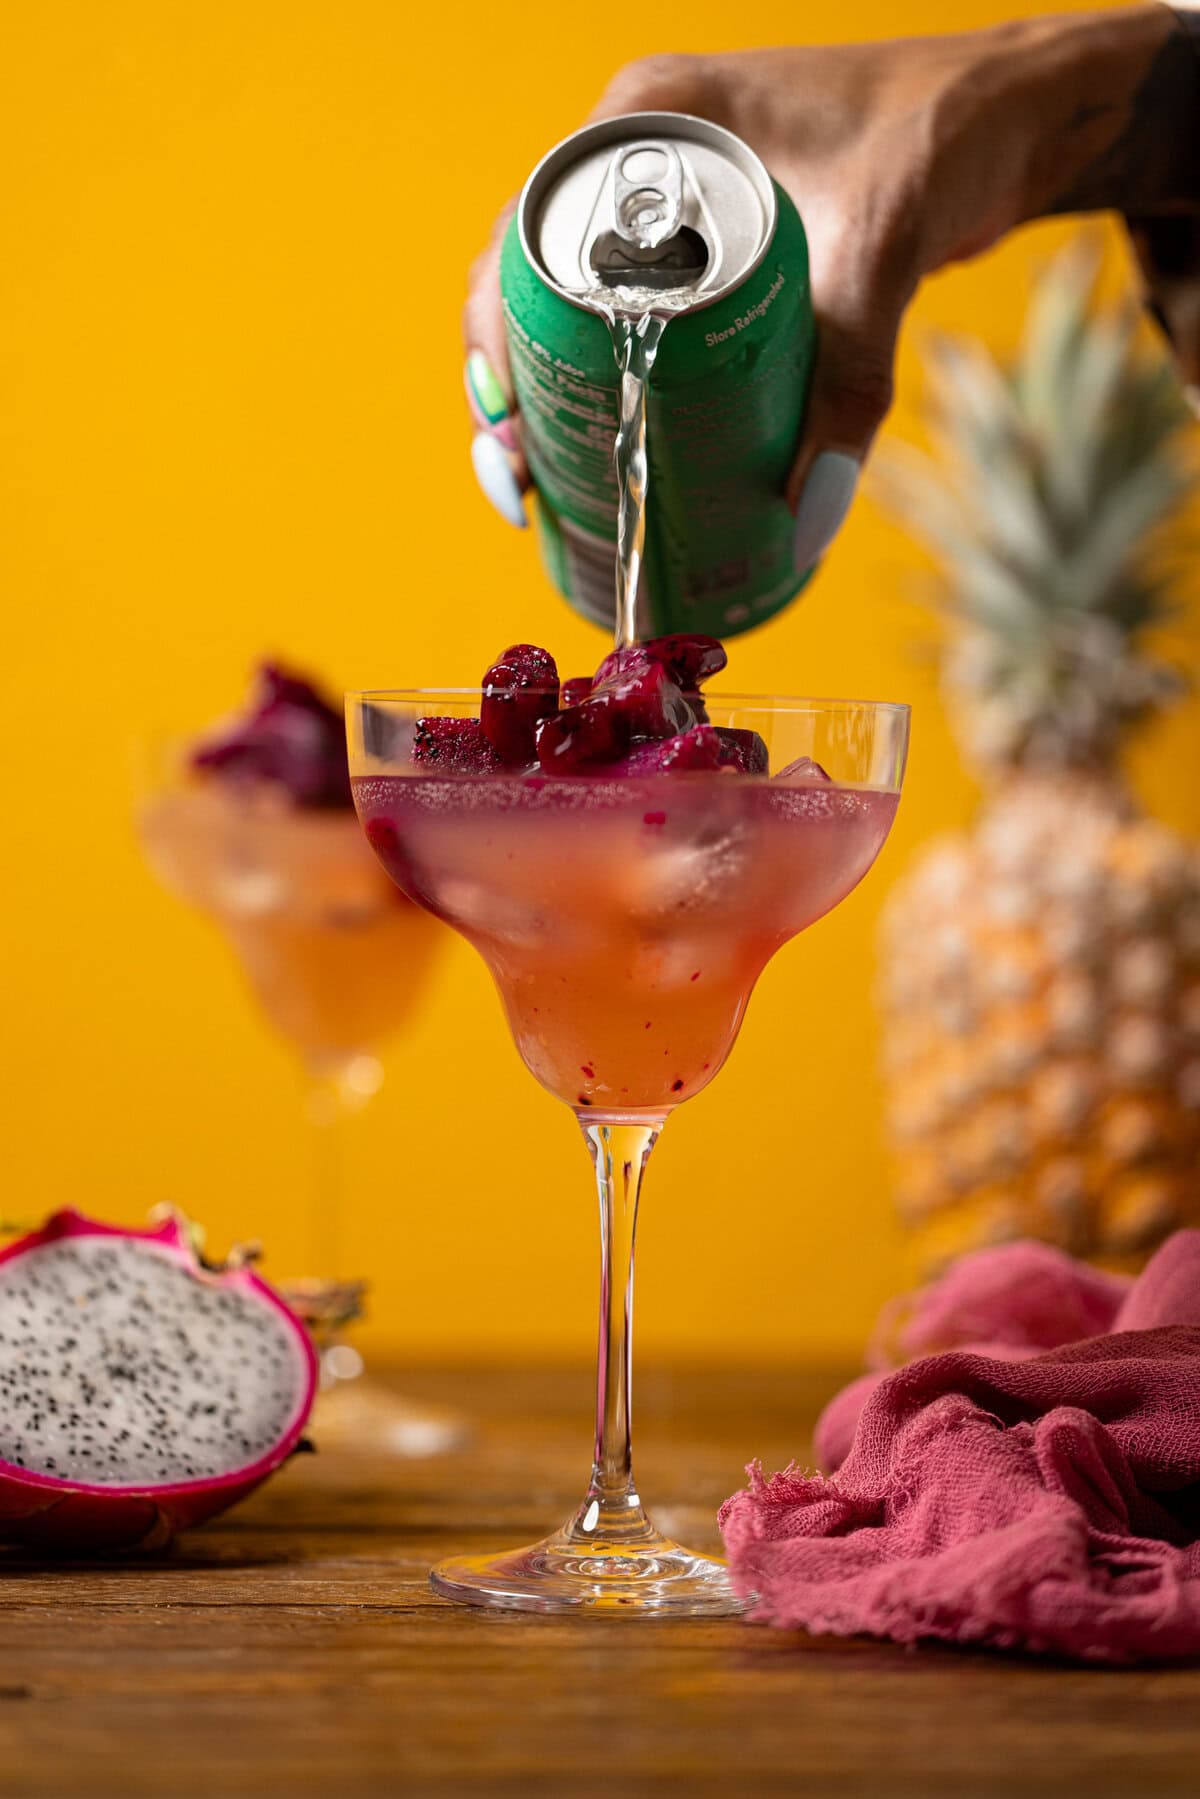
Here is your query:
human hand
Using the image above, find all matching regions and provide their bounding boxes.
[465,9,1195,562]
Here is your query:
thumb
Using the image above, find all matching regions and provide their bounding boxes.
[786,304,902,571]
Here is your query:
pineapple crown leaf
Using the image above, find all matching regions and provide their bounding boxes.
[1016,238,1104,427]
[872,239,1194,769]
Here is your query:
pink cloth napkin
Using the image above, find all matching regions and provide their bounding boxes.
[719,1234,1200,1661]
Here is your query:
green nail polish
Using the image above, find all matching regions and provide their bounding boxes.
[467,349,509,425]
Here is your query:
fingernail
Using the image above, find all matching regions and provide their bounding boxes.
[465,350,510,425]
[466,351,519,450]
[792,451,859,572]
[471,432,527,528]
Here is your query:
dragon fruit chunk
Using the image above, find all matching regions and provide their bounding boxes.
[481,644,559,767]
[610,657,693,741]
[192,662,353,810]
[590,650,694,735]
[537,694,631,772]
[412,716,507,773]
[617,725,730,775]
[775,755,832,783]
[594,634,727,693]
[644,633,728,690]
[593,638,721,727]
[0,1210,318,1551]
[713,728,770,774]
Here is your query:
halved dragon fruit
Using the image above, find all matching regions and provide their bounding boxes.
[0,1210,318,1551]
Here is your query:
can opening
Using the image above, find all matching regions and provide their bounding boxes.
[518,112,777,314]
[585,136,710,293]
[588,224,709,291]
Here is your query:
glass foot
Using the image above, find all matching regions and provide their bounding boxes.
[430,1520,743,1616]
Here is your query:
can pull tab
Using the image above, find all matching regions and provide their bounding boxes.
[589,141,709,293]
[612,142,683,250]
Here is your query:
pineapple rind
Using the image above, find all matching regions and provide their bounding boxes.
[881,779,1200,1270]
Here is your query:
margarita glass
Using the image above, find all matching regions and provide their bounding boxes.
[348,688,908,1612]
[137,685,459,1457]
[138,768,440,1091]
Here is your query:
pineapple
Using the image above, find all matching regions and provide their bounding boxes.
[876,244,1200,1271]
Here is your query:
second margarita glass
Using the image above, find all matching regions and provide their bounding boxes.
[347,686,908,1614]
[137,668,460,1456]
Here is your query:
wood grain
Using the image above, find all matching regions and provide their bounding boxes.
[0,1364,1195,1799]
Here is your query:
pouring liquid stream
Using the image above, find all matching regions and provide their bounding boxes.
[595,285,696,652]
[611,311,668,652]
[585,143,707,651]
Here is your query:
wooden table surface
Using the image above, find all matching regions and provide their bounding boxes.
[2,1362,1197,1799]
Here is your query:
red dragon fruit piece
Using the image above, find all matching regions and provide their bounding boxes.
[480,644,559,767]
[0,1210,317,1552]
[537,694,631,772]
[591,649,694,738]
[713,727,770,774]
[642,634,728,690]
[590,648,626,689]
[192,662,353,810]
[593,634,727,693]
[617,725,731,774]
[537,651,694,773]
[593,636,724,725]
[607,657,693,741]
[412,716,507,773]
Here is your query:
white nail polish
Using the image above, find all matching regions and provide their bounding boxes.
[471,432,526,529]
[792,451,859,572]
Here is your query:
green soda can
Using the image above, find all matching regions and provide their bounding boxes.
[500,112,816,639]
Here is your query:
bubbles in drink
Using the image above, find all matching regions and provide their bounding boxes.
[353,773,898,1113]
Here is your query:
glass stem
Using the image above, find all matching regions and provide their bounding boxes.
[306,1065,348,1280]
[570,1118,663,1546]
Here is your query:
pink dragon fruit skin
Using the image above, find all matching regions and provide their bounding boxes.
[0,1210,319,1551]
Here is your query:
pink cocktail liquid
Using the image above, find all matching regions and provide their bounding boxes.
[353,773,897,1117]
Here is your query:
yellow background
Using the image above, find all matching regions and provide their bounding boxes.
[4,0,1198,1365]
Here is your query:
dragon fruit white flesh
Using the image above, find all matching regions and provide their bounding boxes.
[0,1210,318,1550]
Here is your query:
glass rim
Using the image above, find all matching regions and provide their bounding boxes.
[346,688,911,717]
